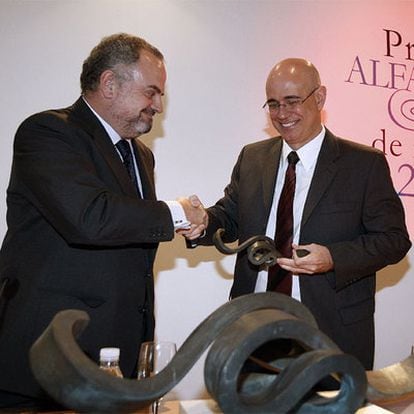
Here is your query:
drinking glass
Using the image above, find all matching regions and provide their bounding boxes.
[137,341,177,414]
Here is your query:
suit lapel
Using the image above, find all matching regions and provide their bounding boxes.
[262,138,282,219]
[301,129,340,227]
[94,131,139,198]
[69,98,140,198]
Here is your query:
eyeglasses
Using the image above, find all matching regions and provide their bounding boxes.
[262,86,320,113]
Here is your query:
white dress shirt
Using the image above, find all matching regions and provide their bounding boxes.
[254,126,325,300]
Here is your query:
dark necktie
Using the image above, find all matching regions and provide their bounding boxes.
[267,151,300,294]
[115,139,142,198]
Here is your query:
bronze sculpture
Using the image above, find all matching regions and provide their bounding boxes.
[28,230,414,413]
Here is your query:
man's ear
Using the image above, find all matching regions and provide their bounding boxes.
[99,70,116,98]
[315,85,327,110]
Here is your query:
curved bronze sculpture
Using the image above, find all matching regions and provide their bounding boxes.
[30,292,367,413]
[212,228,309,266]
[28,230,414,413]
[213,228,281,266]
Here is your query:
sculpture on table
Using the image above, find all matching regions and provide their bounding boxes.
[28,229,414,413]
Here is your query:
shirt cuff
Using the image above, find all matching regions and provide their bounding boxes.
[165,200,191,230]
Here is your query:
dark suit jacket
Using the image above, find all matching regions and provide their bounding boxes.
[200,129,411,368]
[0,98,174,398]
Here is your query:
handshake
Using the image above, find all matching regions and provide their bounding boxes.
[177,195,208,241]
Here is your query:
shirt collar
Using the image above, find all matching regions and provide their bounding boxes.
[82,96,123,146]
[282,125,326,171]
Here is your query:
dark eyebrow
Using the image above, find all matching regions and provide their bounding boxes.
[146,85,164,96]
[265,95,301,104]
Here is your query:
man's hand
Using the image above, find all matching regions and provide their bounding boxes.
[276,243,334,275]
[177,195,208,240]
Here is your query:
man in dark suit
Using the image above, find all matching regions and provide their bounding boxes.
[0,33,205,409]
[184,58,411,370]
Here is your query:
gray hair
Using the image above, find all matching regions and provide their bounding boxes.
[80,33,164,93]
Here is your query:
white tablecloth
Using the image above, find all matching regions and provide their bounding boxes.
[177,399,393,414]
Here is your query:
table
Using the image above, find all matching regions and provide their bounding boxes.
[4,395,414,414]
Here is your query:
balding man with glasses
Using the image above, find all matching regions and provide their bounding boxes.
[183,58,411,370]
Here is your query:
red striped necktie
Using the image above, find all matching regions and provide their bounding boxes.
[267,151,299,294]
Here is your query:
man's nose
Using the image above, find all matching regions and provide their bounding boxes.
[273,105,289,120]
[151,95,163,113]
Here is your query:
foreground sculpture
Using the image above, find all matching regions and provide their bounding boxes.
[28,230,414,413]
[30,292,368,413]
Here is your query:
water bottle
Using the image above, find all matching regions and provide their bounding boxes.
[99,347,123,378]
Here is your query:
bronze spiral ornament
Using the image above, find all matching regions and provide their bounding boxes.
[213,228,281,266]
[204,309,367,413]
[28,229,414,412]
[30,291,367,413]
[213,228,310,265]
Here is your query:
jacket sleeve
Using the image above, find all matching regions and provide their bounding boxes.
[10,112,174,246]
[327,152,411,290]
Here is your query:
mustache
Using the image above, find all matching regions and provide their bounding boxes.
[141,107,156,117]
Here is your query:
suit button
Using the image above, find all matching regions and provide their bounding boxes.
[137,306,147,314]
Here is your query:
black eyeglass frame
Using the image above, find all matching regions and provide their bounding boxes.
[262,85,320,112]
